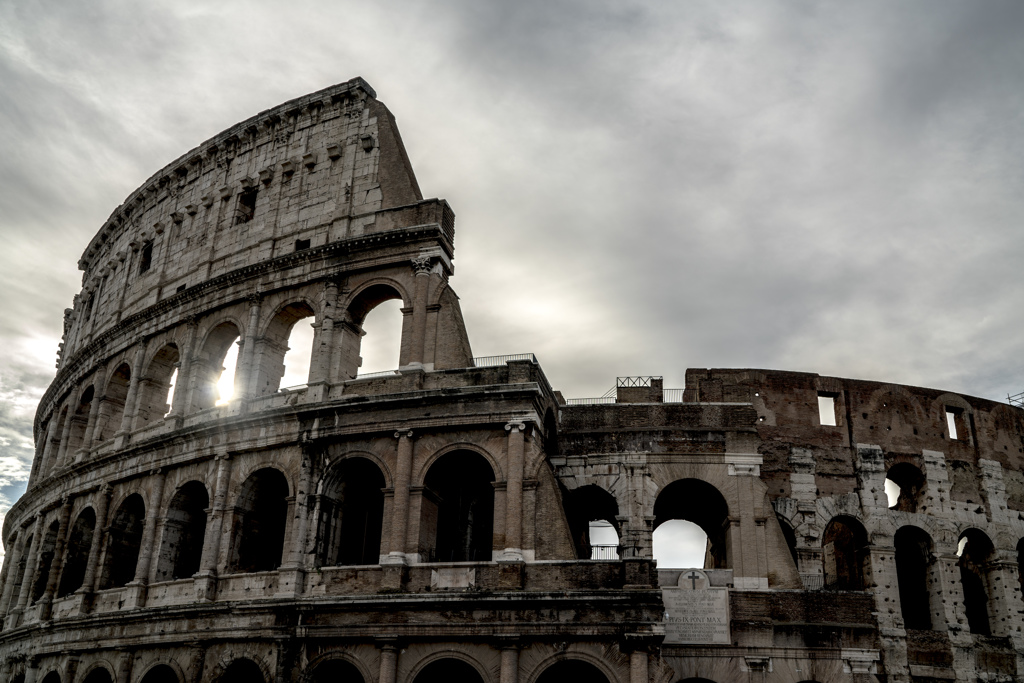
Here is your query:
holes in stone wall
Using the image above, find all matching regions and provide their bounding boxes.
[100,494,145,589]
[653,479,729,569]
[309,661,364,683]
[219,659,266,683]
[31,521,60,602]
[822,516,869,590]
[66,386,94,454]
[420,451,495,562]
[318,458,386,567]
[136,345,179,426]
[97,363,131,442]
[257,302,315,395]
[958,529,995,635]
[58,508,96,597]
[234,188,257,225]
[358,299,403,375]
[818,393,838,426]
[230,468,289,573]
[563,485,619,561]
[294,238,310,251]
[139,665,179,683]
[885,463,926,512]
[279,315,315,390]
[156,481,209,582]
[894,525,935,630]
[138,242,153,274]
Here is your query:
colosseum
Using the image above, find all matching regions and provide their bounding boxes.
[1,77,1023,683]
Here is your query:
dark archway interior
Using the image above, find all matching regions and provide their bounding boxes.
[40,673,61,683]
[563,484,619,560]
[536,660,610,683]
[140,665,180,683]
[157,481,210,581]
[822,516,869,590]
[219,658,265,683]
[82,668,114,683]
[58,508,97,597]
[422,452,495,562]
[412,659,482,683]
[319,458,386,567]
[777,514,799,567]
[653,479,730,569]
[310,659,364,683]
[136,344,180,426]
[894,525,933,630]
[101,494,146,589]
[232,468,289,573]
[887,462,926,512]
[32,521,60,602]
[959,529,994,636]
[99,363,132,442]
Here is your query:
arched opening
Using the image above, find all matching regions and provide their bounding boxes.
[46,406,68,473]
[543,408,558,457]
[777,514,799,567]
[96,363,131,442]
[894,525,935,630]
[6,533,28,606]
[10,673,25,683]
[140,665,180,683]
[40,673,61,683]
[58,507,96,597]
[100,494,146,589]
[563,485,620,560]
[230,468,289,573]
[194,322,240,410]
[82,667,114,683]
[318,458,386,567]
[958,528,995,635]
[421,451,495,562]
[340,284,404,380]
[66,385,94,454]
[413,659,483,683]
[653,520,709,568]
[156,481,209,582]
[886,463,926,512]
[31,520,60,602]
[309,659,364,683]
[653,479,729,569]
[358,299,403,375]
[536,660,610,683]
[218,659,265,683]
[822,516,869,590]
[255,302,316,395]
[135,344,179,426]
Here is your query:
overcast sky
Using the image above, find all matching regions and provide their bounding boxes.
[2,1,1024,562]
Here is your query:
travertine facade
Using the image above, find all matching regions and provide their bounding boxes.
[1,78,1023,683]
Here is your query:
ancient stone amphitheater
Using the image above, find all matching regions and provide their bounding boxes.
[1,77,1023,683]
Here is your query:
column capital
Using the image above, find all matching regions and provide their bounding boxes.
[411,255,433,275]
[505,421,526,433]
[394,430,413,440]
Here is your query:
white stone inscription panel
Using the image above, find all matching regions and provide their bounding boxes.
[662,569,730,645]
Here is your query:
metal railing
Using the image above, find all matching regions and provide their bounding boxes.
[589,545,619,560]
[616,376,663,387]
[472,353,538,367]
[801,574,824,591]
[663,389,686,403]
[565,397,617,405]
[355,369,400,379]
[1010,391,1024,408]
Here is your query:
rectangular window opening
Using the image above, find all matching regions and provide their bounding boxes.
[234,188,257,225]
[946,407,967,441]
[138,241,153,274]
[818,393,837,427]
[295,238,311,251]
[176,284,186,293]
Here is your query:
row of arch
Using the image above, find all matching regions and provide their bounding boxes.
[16,656,619,683]
[36,284,411,480]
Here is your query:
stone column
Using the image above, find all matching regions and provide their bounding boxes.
[405,256,432,368]
[195,454,232,601]
[36,419,59,481]
[10,516,44,624]
[24,656,39,683]
[81,365,109,453]
[726,454,768,589]
[277,449,314,598]
[237,294,262,400]
[38,497,73,621]
[378,641,398,683]
[115,649,134,683]
[124,470,166,609]
[985,553,1024,640]
[76,485,112,612]
[188,642,206,683]
[169,318,198,418]
[308,281,339,397]
[629,651,649,683]
[385,431,414,563]
[1,520,32,618]
[116,347,147,439]
[0,534,19,615]
[499,644,519,683]
[501,420,526,562]
[55,388,80,469]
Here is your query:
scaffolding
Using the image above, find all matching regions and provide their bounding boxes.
[1009,391,1024,409]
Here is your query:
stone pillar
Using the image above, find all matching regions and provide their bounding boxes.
[2,520,34,620]
[378,641,398,683]
[55,388,80,469]
[10,516,44,624]
[124,469,166,609]
[0,531,22,616]
[629,651,649,683]
[921,449,952,516]
[75,485,112,612]
[37,419,60,480]
[278,450,314,597]
[63,656,80,683]
[499,644,519,683]
[38,497,73,621]
[501,420,526,562]
[726,454,768,589]
[308,280,339,395]
[986,553,1024,640]
[854,444,888,514]
[195,454,232,601]
[81,365,108,453]
[385,431,414,563]
[237,294,262,400]
[116,347,147,439]
[24,656,39,683]
[115,649,134,683]
[188,642,206,683]
[169,318,198,418]
[405,256,433,368]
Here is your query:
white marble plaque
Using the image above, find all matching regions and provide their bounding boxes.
[663,570,730,644]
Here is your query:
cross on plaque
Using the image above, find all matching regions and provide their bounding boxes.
[685,571,702,589]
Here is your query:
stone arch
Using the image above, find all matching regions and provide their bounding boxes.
[317,456,387,567]
[415,442,503,486]
[215,657,268,683]
[894,525,937,630]
[66,384,95,455]
[534,660,610,683]
[46,405,69,473]
[935,393,975,443]
[305,657,367,683]
[822,515,869,590]
[135,343,180,427]
[31,518,61,602]
[337,281,409,380]
[864,386,928,444]
[192,320,243,411]
[408,652,489,683]
[40,671,61,683]
[96,362,132,442]
[252,299,318,396]
[80,663,115,683]
[959,527,995,635]
[563,484,620,560]
[58,506,97,597]
[155,480,210,582]
[99,493,146,589]
[419,450,496,562]
[524,650,621,683]
[229,467,290,573]
[138,663,183,683]
[653,478,730,569]
[321,448,394,490]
